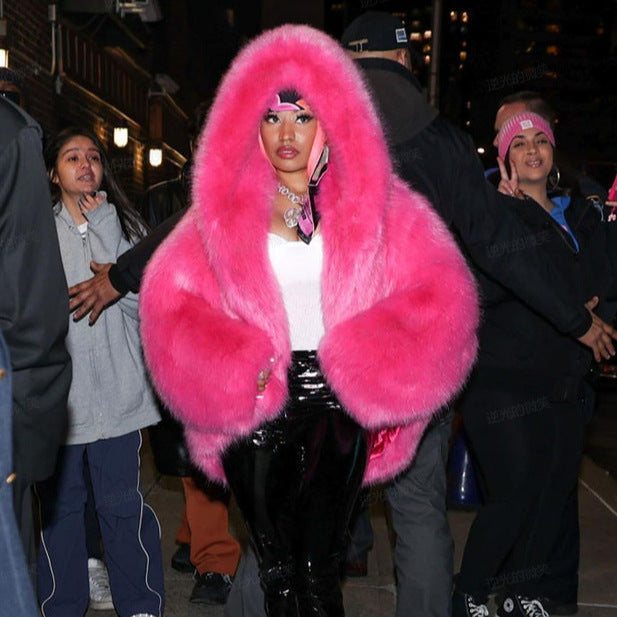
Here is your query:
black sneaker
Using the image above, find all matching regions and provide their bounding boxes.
[497,594,549,617]
[171,543,194,573]
[452,590,489,617]
[190,571,234,605]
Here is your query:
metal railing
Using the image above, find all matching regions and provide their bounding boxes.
[58,22,150,126]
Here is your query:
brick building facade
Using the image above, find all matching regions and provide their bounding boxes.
[3,0,187,202]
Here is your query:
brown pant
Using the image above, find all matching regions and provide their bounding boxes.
[175,476,240,576]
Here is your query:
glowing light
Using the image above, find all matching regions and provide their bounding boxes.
[149,148,163,167]
[113,127,128,148]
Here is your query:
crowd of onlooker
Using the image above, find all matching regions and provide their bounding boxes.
[1,9,616,617]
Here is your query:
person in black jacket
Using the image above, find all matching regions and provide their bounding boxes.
[488,91,589,617]
[453,112,616,617]
[336,12,616,617]
[0,96,71,566]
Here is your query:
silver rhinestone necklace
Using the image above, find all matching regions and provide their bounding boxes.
[278,184,307,228]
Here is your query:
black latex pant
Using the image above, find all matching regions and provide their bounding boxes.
[222,351,368,617]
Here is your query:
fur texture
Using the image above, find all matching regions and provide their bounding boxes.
[140,25,479,485]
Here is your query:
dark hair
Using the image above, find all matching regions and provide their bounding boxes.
[44,127,147,241]
[0,67,25,107]
[0,67,24,91]
[497,91,557,128]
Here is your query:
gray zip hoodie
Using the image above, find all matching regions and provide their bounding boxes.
[53,196,160,445]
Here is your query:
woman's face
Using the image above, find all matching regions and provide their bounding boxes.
[507,127,554,184]
[260,109,318,176]
[52,135,103,198]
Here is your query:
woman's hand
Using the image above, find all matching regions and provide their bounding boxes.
[579,296,617,362]
[497,157,523,199]
[256,358,275,397]
[78,191,105,214]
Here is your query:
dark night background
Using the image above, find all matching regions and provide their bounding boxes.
[3,0,615,192]
[147,0,617,185]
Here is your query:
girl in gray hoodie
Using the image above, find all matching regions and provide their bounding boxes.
[37,127,164,617]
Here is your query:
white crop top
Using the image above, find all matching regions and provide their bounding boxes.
[268,233,325,351]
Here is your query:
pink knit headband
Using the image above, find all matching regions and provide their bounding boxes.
[497,112,555,160]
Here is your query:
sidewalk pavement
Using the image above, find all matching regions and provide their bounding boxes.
[86,445,617,617]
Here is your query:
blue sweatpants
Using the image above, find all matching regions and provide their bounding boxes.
[37,431,164,617]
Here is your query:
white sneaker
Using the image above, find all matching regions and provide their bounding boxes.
[129,614,157,617]
[88,558,114,610]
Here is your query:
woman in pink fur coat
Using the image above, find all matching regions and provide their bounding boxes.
[140,25,478,617]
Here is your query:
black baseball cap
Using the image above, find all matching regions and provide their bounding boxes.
[341,11,408,52]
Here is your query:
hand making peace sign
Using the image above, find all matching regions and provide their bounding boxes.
[497,156,524,199]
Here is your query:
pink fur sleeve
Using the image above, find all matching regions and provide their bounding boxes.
[139,216,277,434]
[318,181,479,429]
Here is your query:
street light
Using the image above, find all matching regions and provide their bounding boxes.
[149,147,162,167]
[113,126,128,148]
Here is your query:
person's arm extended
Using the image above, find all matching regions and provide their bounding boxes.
[69,208,186,324]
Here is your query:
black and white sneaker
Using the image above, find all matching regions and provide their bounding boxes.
[497,594,549,617]
[452,590,490,617]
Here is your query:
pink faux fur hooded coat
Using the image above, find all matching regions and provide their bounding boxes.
[139,25,479,485]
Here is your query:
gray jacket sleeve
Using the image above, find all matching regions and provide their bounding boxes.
[0,99,72,483]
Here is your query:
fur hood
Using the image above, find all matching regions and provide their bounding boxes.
[140,25,479,484]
